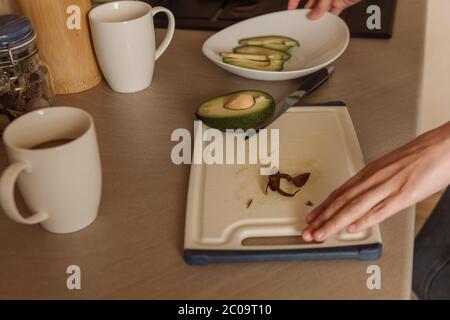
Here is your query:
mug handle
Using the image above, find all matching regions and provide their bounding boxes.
[0,162,49,224]
[151,6,176,61]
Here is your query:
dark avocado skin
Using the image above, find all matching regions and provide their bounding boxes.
[196,90,275,132]
[197,102,274,131]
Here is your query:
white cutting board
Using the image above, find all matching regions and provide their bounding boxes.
[184,107,382,251]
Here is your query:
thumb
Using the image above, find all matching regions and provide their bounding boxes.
[287,0,301,10]
[307,0,332,19]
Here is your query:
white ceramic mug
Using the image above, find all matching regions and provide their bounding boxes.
[0,107,102,234]
[89,1,175,93]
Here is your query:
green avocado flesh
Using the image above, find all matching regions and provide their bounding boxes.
[220,52,269,61]
[258,43,292,52]
[223,57,284,71]
[234,46,291,60]
[239,36,300,51]
[219,36,298,72]
[196,90,275,131]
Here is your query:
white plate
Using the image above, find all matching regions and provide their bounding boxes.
[202,9,350,81]
[184,106,382,251]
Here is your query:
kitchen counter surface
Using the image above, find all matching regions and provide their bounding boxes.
[0,0,425,299]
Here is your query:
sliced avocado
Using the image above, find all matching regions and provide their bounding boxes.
[220,52,269,61]
[234,45,291,60]
[239,35,300,47]
[223,57,271,67]
[284,40,299,47]
[259,43,293,52]
[269,59,285,67]
[223,58,284,71]
[196,90,275,131]
[268,53,287,60]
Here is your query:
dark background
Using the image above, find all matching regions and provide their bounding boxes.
[144,0,396,38]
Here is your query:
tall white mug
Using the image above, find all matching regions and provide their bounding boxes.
[89,1,175,93]
[0,107,102,234]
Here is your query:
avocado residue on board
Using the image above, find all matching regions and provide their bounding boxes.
[265,170,310,197]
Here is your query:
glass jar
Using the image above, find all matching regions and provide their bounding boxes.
[0,14,53,132]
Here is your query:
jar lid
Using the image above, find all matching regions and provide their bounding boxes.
[0,15,36,50]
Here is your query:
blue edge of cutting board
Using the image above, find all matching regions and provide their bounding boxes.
[184,243,382,265]
[185,101,383,266]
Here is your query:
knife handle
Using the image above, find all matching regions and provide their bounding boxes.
[298,66,334,95]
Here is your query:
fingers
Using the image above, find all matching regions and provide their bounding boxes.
[330,6,344,15]
[305,160,403,226]
[301,121,450,241]
[304,0,318,9]
[309,181,396,241]
[308,0,333,19]
[288,0,301,10]
[303,161,406,242]
[305,193,354,231]
[303,0,361,19]
[305,170,365,223]
[347,193,400,232]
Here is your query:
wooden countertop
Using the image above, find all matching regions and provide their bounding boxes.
[0,0,425,299]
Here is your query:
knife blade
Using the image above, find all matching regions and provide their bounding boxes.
[256,65,335,131]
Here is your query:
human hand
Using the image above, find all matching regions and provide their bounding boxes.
[302,121,450,242]
[288,0,362,20]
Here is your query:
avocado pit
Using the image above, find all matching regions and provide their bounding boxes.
[224,92,255,110]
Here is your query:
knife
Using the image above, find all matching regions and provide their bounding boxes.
[256,65,335,131]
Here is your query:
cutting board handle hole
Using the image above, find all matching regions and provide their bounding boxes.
[242,236,323,246]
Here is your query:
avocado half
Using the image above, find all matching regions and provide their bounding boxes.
[196,90,275,131]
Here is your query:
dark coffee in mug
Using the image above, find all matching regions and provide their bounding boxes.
[31,138,75,150]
